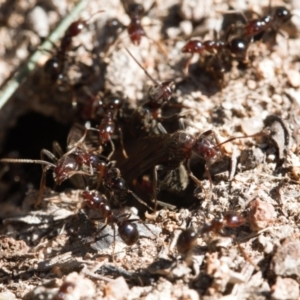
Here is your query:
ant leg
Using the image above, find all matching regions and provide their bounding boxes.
[41,148,57,162]
[52,141,64,158]
[186,159,203,187]
[183,54,194,75]
[127,190,154,212]
[36,165,51,207]
[157,122,167,134]
[118,126,128,159]
[152,165,161,212]
[107,137,115,160]
[112,223,116,263]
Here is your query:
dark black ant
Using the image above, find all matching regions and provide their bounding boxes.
[117,128,263,211]
[44,10,103,83]
[177,212,245,255]
[181,37,249,74]
[81,190,154,260]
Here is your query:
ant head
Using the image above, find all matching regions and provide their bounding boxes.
[103,95,123,111]
[227,37,248,60]
[127,3,144,18]
[182,40,204,53]
[148,81,175,106]
[275,6,292,24]
[118,220,139,245]
[192,133,221,162]
[53,155,78,185]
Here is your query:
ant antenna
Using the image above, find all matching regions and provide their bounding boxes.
[125,48,159,85]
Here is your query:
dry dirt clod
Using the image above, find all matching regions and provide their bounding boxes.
[263,115,290,161]
[271,238,300,278]
[271,276,299,300]
[248,198,276,232]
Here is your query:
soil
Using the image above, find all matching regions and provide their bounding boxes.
[1,0,300,299]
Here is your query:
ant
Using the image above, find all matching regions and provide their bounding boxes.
[125,48,178,136]
[105,2,166,57]
[181,37,249,74]
[81,190,154,260]
[126,2,147,46]
[44,10,103,84]
[0,125,109,206]
[240,6,292,39]
[0,125,151,209]
[77,90,128,159]
[117,127,263,211]
[176,212,245,255]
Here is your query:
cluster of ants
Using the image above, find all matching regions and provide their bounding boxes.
[0,1,293,260]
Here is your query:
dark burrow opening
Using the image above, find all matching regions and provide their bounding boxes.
[0,111,71,205]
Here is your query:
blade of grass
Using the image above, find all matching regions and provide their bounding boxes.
[0,0,88,110]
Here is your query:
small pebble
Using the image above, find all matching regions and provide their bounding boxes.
[241,116,264,136]
[271,277,299,300]
[249,198,276,232]
[287,69,300,88]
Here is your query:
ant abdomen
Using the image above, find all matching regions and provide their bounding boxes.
[118,220,139,245]
[223,212,245,228]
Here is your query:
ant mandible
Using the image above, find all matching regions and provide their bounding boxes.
[176,212,245,255]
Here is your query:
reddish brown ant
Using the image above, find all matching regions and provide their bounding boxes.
[241,6,292,39]
[0,126,101,206]
[105,2,167,57]
[44,10,104,83]
[0,124,150,209]
[117,127,263,211]
[125,48,179,136]
[126,2,147,46]
[81,190,154,260]
[176,212,245,255]
[181,37,249,74]
[125,48,174,112]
